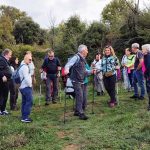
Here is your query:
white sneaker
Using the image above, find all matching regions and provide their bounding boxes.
[2,110,9,115]
[21,118,32,123]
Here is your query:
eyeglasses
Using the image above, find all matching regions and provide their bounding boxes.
[49,56,54,58]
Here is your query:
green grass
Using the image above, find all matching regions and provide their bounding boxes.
[0,85,150,150]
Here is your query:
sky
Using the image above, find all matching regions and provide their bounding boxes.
[1,0,150,29]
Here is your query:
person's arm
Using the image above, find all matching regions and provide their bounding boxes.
[137,52,144,70]
[22,66,32,87]
[64,55,78,75]
[0,59,5,78]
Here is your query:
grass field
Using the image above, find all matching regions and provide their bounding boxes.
[0,84,150,150]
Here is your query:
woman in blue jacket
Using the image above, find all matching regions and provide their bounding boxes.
[101,46,120,107]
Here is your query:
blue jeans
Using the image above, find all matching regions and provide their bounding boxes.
[133,70,145,97]
[20,87,33,119]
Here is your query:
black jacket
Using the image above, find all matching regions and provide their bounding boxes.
[144,53,150,79]
[0,56,12,81]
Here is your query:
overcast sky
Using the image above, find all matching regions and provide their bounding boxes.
[1,0,149,29]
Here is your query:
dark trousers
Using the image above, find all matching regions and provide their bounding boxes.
[20,87,33,119]
[103,74,116,103]
[46,74,58,101]
[146,79,150,105]
[9,79,18,110]
[0,81,9,112]
[72,82,87,114]
[128,70,134,87]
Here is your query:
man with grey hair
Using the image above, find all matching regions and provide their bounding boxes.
[0,48,12,115]
[64,44,92,120]
[142,44,150,111]
[130,43,145,100]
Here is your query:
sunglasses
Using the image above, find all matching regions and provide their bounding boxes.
[49,56,54,58]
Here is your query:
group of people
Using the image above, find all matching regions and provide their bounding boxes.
[122,43,150,104]
[0,42,150,123]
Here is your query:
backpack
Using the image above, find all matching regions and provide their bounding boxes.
[12,64,25,84]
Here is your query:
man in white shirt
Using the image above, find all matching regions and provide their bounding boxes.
[19,53,33,123]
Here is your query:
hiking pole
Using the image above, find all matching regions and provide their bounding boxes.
[64,92,67,124]
[116,80,119,106]
[39,82,42,107]
[92,73,95,114]
[58,77,62,103]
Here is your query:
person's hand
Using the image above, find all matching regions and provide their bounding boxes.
[92,69,97,74]
[64,69,69,75]
[116,66,120,70]
[57,67,61,71]
[57,71,61,77]
[2,76,7,82]
[40,68,43,73]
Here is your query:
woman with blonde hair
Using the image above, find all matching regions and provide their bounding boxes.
[101,46,120,107]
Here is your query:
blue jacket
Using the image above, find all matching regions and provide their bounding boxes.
[144,53,150,79]
[101,55,119,75]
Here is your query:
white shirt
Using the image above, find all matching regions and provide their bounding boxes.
[21,61,35,76]
[19,62,32,89]
[92,59,102,71]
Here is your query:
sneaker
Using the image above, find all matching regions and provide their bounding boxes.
[0,111,2,115]
[109,102,115,108]
[138,96,145,100]
[21,118,32,123]
[2,110,9,115]
[79,113,89,120]
[130,95,139,99]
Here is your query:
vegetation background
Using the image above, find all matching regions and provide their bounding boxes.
[0,1,150,149]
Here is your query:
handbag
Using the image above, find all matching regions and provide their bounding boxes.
[104,71,114,77]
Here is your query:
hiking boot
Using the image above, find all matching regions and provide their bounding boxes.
[45,101,50,106]
[74,111,80,116]
[79,113,89,120]
[97,92,101,96]
[130,95,139,99]
[52,100,57,104]
[21,118,32,123]
[138,96,145,100]
[101,91,105,95]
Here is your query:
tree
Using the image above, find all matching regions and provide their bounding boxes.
[0,14,15,44]
[102,0,133,43]
[0,5,26,26]
[54,15,86,65]
[13,17,41,44]
[79,22,107,62]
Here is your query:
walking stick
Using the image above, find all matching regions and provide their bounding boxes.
[92,73,95,114]
[116,79,119,106]
[39,82,42,107]
[64,93,67,124]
